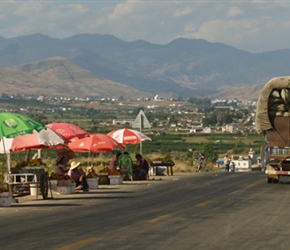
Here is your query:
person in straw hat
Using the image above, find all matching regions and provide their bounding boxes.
[67,161,89,191]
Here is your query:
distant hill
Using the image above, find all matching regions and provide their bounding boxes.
[0,33,290,100]
[0,57,149,98]
[209,84,264,101]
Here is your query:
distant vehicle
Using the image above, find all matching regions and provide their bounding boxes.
[256,76,290,183]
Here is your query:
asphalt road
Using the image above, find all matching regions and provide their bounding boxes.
[0,172,290,250]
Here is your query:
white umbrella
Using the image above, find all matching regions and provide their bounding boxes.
[0,127,66,153]
[107,128,151,154]
[0,127,67,172]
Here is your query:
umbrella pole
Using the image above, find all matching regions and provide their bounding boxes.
[140,141,142,155]
[2,138,11,174]
[38,149,41,158]
[26,149,31,162]
[7,153,11,174]
[140,114,143,155]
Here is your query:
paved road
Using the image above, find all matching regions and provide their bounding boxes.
[0,172,290,250]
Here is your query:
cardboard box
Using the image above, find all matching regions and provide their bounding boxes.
[57,186,73,194]
[108,175,123,185]
[98,175,109,185]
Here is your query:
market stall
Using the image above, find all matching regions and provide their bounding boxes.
[150,159,175,176]
[5,159,50,199]
[0,122,67,200]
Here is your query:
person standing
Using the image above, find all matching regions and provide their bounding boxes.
[230,162,236,172]
[224,154,231,172]
[196,153,205,172]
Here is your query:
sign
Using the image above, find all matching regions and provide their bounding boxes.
[132,110,151,129]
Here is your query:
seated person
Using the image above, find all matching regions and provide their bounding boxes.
[109,152,122,171]
[118,152,133,180]
[67,161,89,191]
[55,155,69,175]
[134,154,149,179]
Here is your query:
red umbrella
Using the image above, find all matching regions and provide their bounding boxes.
[46,122,90,140]
[68,133,125,153]
[107,128,151,144]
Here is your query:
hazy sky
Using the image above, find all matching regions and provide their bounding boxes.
[0,0,289,53]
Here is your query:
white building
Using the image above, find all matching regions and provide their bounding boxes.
[231,155,252,172]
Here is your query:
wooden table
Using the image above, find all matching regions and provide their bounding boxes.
[150,161,175,176]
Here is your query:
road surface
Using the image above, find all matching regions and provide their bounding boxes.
[0,172,289,250]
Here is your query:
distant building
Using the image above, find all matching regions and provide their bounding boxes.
[203,127,211,133]
[112,119,134,125]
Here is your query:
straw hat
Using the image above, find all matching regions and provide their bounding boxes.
[70,161,81,171]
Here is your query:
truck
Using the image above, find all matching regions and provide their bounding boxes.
[256,76,290,183]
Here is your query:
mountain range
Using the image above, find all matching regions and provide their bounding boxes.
[1,33,290,100]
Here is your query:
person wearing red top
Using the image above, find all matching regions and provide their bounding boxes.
[109,152,122,171]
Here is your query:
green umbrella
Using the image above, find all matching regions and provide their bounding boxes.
[0,112,45,138]
[0,112,46,173]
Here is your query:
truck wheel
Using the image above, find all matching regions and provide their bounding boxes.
[267,177,272,183]
[273,178,279,184]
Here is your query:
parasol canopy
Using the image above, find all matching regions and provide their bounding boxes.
[107,128,151,145]
[46,122,90,140]
[0,112,45,139]
[68,133,125,153]
[0,112,46,173]
[0,127,67,153]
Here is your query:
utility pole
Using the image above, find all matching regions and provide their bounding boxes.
[140,114,144,154]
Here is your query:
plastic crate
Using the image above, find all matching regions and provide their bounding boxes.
[87,178,99,189]
[70,185,76,194]
[108,175,123,185]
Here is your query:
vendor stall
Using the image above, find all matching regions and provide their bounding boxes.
[150,160,175,176]
[5,162,50,200]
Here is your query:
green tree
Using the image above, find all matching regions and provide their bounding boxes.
[201,142,218,163]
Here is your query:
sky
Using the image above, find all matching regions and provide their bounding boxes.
[0,0,289,53]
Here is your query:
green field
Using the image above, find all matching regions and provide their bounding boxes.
[0,98,264,178]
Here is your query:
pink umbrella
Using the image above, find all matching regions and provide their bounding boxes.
[46,122,90,140]
[68,133,125,153]
[107,128,151,145]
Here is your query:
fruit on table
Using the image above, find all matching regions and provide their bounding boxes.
[86,172,97,178]
[49,172,70,180]
[99,167,111,174]
[109,170,122,175]
[15,158,44,168]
